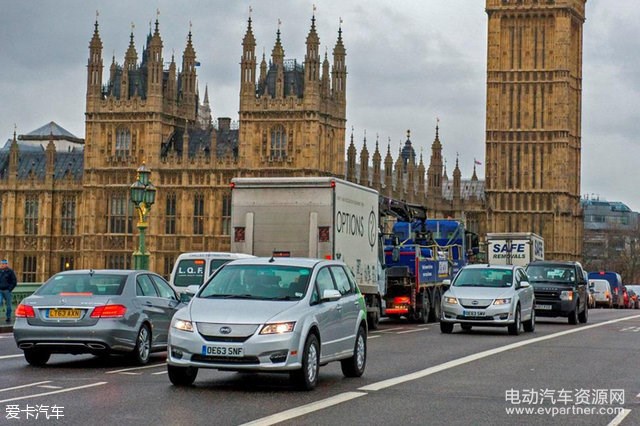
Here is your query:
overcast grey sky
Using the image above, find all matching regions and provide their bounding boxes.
[1,1,638,211]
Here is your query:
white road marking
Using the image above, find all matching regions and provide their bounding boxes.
[240,392,367,426]
[119,372,141,375]
[397,328,429,334]
[367,335,380,340]
[0,382,107,404]
[151,370,167,375]
[105,362,166,374]
[360,314,640,392]
[636,392,640,399]
[0,354,24,360]
[37,385,63,389]
[370,327,407,333]
[0,381,51,393]
[607,409,631,426]
[417,324,430,327]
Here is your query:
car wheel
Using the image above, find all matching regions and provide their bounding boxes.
[24,349,51,366]
[428,289,442,323]
[568,305,579,325]
[131,324,151,365]
[508,306,521,336]
[440,321,454,334]
[523,307,535,332]
[341,326,367,378]
[460,324,472,332]
[291,334,320,391]
[167,364,198,386]
[578,302,588,323]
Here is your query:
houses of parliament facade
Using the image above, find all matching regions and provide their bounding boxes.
[0,0,586,282]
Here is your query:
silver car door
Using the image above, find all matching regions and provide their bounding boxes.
[149,274,181,345]
[312,267,342,359]
[330,265,360,354]
[135,274,164,345]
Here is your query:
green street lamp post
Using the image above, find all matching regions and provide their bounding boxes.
[130,163,157,270]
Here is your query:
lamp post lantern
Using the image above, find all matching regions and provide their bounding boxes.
[130,163,156,270]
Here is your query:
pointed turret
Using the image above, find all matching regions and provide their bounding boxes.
[384,139,393,197]
[359,131,369,186]
[8,128,19,178]
[87,16,104,106]
[321,51,330,97]
[180,29,198,119]
[372,135,382,192]
[167,53,177,102]
[453,156,462,205]
[146,18,164,97]
[417,151,426,199]
[304,13,321,95]
[121,29,138,99]
[427,121,444,204]
[259,51,267,90]
[346,129,357,183]
[241,15,257,100]
[331,21,346,103]
[271,26,285,98]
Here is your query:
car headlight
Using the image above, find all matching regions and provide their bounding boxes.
[443,296,458,305]
[260,322,296,335]
[560,291,574,301]
[173,319,194,332]
[493,298,512,305]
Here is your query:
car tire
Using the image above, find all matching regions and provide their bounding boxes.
[24,349,51,367]
[428,289,442,323]
[291,334,320,391]
[167,364,198,386]
[568,305,579,325]
[523,307,536,332]
[460,324,472,332]
[131,324,151,365]
[341,326,367,378]
[440,321,454,334]
[578,302,588,324]
[508,306,521,336]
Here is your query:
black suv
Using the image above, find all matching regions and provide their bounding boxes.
[525,261,588,325]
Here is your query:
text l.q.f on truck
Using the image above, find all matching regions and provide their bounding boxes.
[230,177,384,329]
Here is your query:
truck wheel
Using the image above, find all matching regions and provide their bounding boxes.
[578,302,588,324]
[428,289,441,323]
[367,298,380,330]
[416,291,430,324]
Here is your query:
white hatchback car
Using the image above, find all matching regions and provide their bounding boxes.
[440,264,535,335]
[167,257,367,390]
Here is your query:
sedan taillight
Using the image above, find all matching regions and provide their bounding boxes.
[15,304,35,318]
[90,305,127,318]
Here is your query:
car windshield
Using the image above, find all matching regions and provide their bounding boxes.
[453,268,513,288]
[37,273,127,296]
[526,265,575,283]
[199,265,311,300]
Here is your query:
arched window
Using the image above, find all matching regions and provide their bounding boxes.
[115,127,131,158]
[270,125,287,160]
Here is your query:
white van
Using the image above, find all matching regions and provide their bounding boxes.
[170,252,255,291]
[589,279,613,308]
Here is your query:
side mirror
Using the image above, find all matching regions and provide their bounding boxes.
[392,247,400,262]
[179,292,193,303]
[520,281,530,288]
[321,289,342,302]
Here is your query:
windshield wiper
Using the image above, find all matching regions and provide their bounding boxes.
[203,294,255,299]
[264,295,297,301]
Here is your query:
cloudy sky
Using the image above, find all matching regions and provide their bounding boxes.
[1,1,638,211]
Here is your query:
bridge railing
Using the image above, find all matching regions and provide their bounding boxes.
[0,283,42,319]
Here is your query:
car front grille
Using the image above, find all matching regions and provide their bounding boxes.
[535,290,560,301]
[459,298,492,308]
[199,335,251,343]
[456,315,495,321]
[191,354,259,365]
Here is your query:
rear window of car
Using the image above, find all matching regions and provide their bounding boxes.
[173,259,207,287]
[37,274,127,296]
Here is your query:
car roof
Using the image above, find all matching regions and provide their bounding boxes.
[462,264,521,271]
[527,260,581,267]
[54,269,141,275]
[225,257,334,268]
[176,252,255,259]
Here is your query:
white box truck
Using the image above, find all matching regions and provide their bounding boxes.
[486,232,544,266]
[230,177,383,328]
